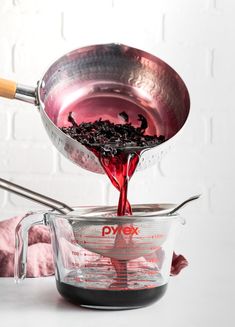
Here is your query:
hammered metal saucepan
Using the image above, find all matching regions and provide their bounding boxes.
[0,43,190,173]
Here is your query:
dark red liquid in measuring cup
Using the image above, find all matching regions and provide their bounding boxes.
[59,107,166,308]
[56,281,167,309]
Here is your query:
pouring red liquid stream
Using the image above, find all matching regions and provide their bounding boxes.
[97,150,140,216]
[61,111,165,287]
[97,150,140,287]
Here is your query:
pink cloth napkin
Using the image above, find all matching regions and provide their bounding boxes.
[0,215,54,277]
[171,252,188,276]
[0,215,188,277]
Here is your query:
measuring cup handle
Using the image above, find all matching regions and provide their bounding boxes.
[0,78,37,104]
[14,211,48,282]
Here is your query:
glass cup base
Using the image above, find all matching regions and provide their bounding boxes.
[56,280,168,310]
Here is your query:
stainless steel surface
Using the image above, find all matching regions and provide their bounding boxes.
[0,178,73,214]
[81,195,200,217]
[3,43,190,173]
[0,177,199,217]
[15,84,37,104]
[37,43,190,173]
[167,194,201,215]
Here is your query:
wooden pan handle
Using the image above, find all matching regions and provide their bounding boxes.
[0,78,17,99]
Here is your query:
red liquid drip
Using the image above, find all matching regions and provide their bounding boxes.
[90,149,141,287]
[98,151,140,216]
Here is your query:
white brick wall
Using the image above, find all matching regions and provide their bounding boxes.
[0,0,234,219]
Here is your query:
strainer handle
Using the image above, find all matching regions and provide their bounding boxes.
[0,177,73,214]
[14,212,47,281]
[0,78,37,104]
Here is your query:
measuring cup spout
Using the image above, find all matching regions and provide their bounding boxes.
[0,78,37,104]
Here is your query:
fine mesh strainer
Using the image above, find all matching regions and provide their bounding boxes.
[0,43,190,173]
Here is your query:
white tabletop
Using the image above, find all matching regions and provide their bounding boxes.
[0,271,234,327]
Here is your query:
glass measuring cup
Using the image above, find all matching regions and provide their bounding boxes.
[15,205,184,310]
